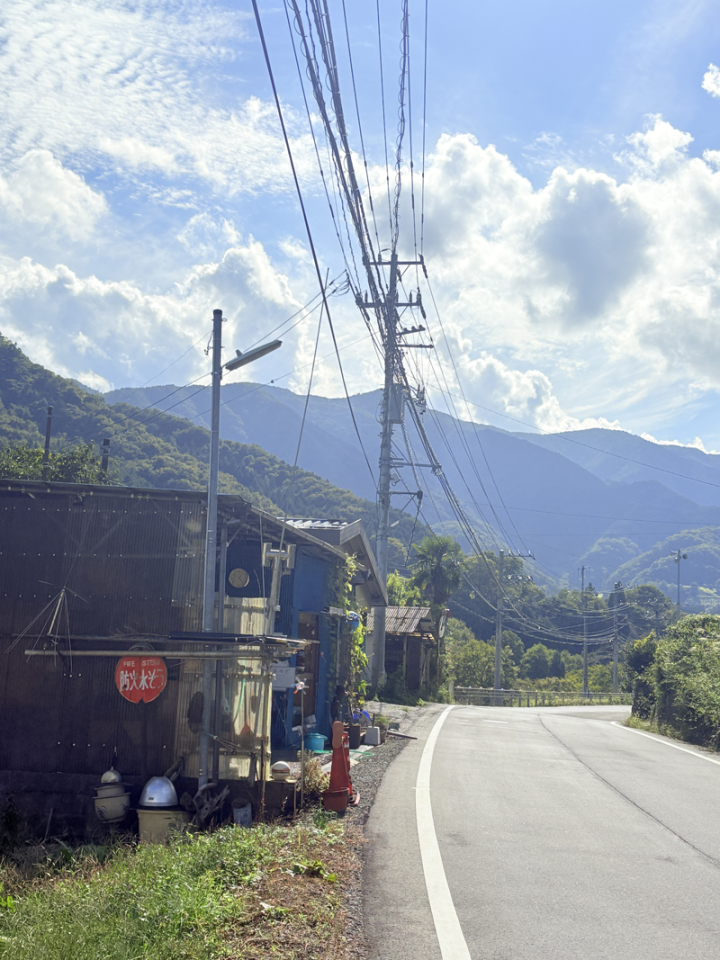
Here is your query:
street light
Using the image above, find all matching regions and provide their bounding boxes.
[670,549,688,611]
[198,309,282,788]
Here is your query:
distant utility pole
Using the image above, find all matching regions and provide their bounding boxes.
[670,549,688,611]
[494,550,504,704]
[581,565,589,696]
[41,405,53,482]
[611,580,622,695]
[494,550,534,705]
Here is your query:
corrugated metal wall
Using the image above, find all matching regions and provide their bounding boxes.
[0,486,206,637]
[0,643,183,779]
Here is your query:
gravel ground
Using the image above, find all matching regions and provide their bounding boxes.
[283,703,426,957]
[279,702,429,957]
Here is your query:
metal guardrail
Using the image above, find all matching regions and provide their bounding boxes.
[453,687,632,707]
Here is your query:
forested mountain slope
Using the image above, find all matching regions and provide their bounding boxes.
[0,336,419,553]
[107,380,720,596]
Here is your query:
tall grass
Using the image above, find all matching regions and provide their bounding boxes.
[0,826,310,960]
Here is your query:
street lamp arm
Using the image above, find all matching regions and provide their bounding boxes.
[225,339,282,371]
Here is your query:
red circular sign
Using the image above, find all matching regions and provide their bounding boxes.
[115,656,167,703]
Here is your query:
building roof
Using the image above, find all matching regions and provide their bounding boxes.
[368,606,433,635]
[285,518,387,607]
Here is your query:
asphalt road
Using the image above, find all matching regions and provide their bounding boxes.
[364,705,720,960]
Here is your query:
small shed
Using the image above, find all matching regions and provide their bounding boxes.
[368,606,449,694]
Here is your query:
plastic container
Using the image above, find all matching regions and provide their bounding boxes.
[233,802,253,827]
[364,726,381,746]
[94,792,131,823]
[304,732,326,752]
[137,808,189,843]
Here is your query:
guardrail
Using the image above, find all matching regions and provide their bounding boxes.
[453,687,632,707]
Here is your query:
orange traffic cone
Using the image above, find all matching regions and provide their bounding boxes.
[322,721,350,812]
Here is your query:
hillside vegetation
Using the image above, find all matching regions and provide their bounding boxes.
[105,379,720,604]
[627,614,720,749]
[0,335,420,551]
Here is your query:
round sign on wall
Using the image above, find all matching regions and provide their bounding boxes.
[228,567,250,589]
[115,656,167,704]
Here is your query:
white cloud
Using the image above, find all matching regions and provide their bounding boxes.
[446,353,622,434]
[0,232,335,393]
[0,2,315,197]
[640,433,720,455]
[0,150,107,239]
[702,63,720,98]
[403,116,720,432]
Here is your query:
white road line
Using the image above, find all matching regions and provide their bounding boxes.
[611,721,720,767]
[416,705,472,960]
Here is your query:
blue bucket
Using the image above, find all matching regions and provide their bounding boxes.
[304,732,326,752]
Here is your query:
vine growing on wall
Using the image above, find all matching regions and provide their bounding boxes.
[325,554,368,711]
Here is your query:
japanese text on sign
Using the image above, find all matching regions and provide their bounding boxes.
[115,656,167,703]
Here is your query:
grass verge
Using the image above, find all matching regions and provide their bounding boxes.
[0,818,357,960]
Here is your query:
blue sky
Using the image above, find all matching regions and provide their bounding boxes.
[3,0,720,450]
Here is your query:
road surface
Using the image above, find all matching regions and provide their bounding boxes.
[364,705,720,959]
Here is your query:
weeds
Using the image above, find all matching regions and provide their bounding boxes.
[298,751,330,801]
[0,822,353,960]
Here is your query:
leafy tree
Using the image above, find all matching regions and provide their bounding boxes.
[549,649,565,678]
[410,536,464,612]
[387,571,423,607]
[521,644,550,680]
[454,639,516,688]
[502,628,524,661]
[0,444,113,484]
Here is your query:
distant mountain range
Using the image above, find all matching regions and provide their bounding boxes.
[0,336,421,558]
[105,382,720,607]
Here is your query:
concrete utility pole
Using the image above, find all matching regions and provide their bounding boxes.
[198,310,282,789]
[372,250,400,690]
[581,565,589,697]
[41,405,53,482]
[671,549,688,611]
[199,309,224,789]
[612,580,622,695]
[494,550,504,703]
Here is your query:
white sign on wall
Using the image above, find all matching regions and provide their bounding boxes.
[271,661,296,690]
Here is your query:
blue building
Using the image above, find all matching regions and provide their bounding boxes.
[217,509,387,748]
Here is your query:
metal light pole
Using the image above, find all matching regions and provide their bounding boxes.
[670,549,688,611]
[198,310,282,789]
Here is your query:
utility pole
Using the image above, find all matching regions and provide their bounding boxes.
[372,251,400,690]
[671,549,688,611]
[611,580,622,695]
[198,309,223,789]
[198,310,282,788]
[41,405,53,482]
[101,438,110,475]
[581,565,589,697]
[494,550,504,704]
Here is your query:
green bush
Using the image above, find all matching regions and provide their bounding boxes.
[654,615,720,747]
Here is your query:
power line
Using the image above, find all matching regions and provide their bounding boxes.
[251,0,376,490]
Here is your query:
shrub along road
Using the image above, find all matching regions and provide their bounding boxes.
[364,704,720,960]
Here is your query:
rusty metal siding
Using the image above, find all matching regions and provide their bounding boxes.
[0,487,206,638]
[0,643,183,778]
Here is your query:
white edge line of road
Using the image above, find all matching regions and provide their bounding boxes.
[416,705,472,960]
[611,721,720,767]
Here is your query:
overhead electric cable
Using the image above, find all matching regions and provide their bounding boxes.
[251,0,376,485]
[420,0,429,255]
